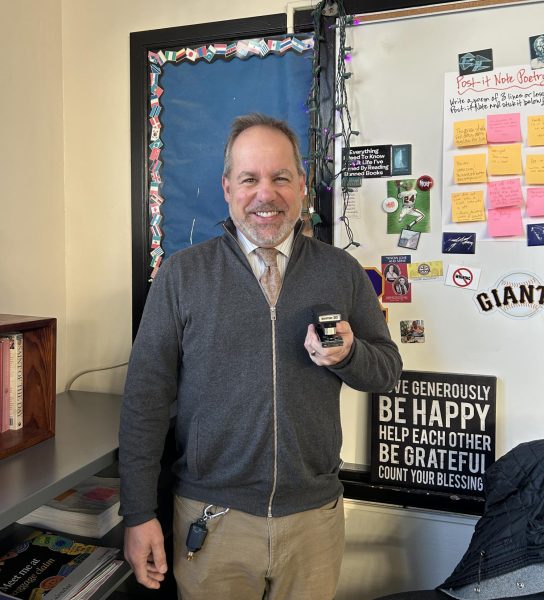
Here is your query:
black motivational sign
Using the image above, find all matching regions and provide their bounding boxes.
[343,145,392,179]
[371,370,496,497]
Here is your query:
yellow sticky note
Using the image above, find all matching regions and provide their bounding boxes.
[451,190,486,222]
[488,143,522,175]
[528,115,544,147]
[453,154,487,184]
[454,119,487,147]
[525,154,544,185]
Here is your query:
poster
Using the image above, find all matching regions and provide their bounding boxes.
[386,179,430,234]
[382,255,411,303]
[442,64,544,241]
[371,370,496,497]
[344,145,392,180]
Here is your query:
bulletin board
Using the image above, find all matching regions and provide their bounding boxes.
[130,15,315,334]
[334,0,544,499]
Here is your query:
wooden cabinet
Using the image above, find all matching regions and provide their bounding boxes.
[0,314,56,460]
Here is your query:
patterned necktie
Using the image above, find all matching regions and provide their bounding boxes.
[254,247,282,306]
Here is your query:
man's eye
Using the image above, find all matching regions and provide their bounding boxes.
[242,178,256,184]
[275,177,289,182]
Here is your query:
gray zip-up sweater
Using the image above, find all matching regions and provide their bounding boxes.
[119,220,402,526]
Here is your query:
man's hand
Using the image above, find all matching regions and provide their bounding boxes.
[124,518,168,589]
[304,321,354,366]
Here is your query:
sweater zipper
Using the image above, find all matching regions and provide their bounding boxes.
[267,305,278,517]
[222,222,304,518]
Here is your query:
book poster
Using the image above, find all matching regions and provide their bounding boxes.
[370,370,496,497]
[382,255,411,303]
[386,179,431,234]
[343,145,392,181]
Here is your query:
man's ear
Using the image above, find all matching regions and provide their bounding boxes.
[222,175,231,204]
[298,172,307,197]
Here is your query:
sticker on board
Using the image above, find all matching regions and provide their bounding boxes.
[458,48,493,75]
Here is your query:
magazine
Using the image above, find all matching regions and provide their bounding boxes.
[0,530,119,600]
[16,477,121,539]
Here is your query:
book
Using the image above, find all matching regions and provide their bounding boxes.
[0,339,10,433]
[16,477,122,539]
[0,530,120,600]
[0,333,23,431]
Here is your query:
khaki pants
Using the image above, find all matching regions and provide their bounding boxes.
[173,495,345,600]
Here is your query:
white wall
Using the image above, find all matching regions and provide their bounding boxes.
[0,0,67,390]
[338,500,476,600]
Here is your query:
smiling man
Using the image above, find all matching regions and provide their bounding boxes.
[119,113,402,600]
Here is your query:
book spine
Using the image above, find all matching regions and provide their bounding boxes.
[14,334,23,429]
[2,333,23,430]
[0,340,9,433]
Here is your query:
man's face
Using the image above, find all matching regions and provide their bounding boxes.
[222,125,306,247]
[535,36,544,57]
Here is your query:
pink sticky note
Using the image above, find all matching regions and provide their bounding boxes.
[487,113,522,143]
[526,188,544,217]
[487,206,524,237]
[487,178,523,209]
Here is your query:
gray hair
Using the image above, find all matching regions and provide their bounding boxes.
[223,113,305,177]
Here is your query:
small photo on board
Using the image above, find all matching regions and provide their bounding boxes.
[386,179,430,234]
[530,34,544,69]
[391,144,412,176]
[442,232,476,254]
[527,223,544,246]
[400,320,425,343]
[458,49,493,75]
[398,228,421,250]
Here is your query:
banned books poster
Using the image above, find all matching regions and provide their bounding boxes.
[371,370,496,497]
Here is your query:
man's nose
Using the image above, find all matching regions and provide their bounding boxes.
[255,179,276,200]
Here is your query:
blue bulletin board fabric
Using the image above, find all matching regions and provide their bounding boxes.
[147,37,314,276]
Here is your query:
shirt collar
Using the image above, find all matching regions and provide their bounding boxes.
[236,229,295,259]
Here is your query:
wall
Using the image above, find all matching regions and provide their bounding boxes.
[61,0,294,392]
[339,500,476,600]
[0,0,67,391]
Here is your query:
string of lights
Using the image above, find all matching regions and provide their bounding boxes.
[306,0,361,249]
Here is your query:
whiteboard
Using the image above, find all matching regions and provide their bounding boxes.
[336,0,544,468]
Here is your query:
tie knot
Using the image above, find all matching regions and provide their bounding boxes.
[254,247,279,267]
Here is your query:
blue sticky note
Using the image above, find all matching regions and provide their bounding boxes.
[442,232,476,254]
[527,223,544,246]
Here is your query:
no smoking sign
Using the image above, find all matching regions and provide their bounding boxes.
[445,264,481,291]
[453,267,473,287]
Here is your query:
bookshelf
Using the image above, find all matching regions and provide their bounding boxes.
[0,314,57,459]
[0,391,133,600]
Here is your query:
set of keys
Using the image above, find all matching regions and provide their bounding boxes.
[185,504,230,560]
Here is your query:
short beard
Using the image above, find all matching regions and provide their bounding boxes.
[230,211,298,247]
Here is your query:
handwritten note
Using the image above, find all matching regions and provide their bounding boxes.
[487,206,523,237]
[487,144,522,176]
[526,188,544,217]
[454,154,487,184]
[451,190,486,222]
[487,113,521,143]
[527,115,544,147]
[526,155,544,185]
[454,119,487,147]
[487,178,523,209]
